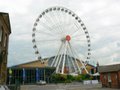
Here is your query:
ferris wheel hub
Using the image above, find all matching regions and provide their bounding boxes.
[66,35,71,41]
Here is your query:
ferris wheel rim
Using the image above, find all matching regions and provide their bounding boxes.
[32,6,91,74]
[32,6,91,59]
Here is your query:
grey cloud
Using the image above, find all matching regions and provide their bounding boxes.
[0,0,119,66]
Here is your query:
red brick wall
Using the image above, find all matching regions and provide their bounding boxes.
[100,72,120,88]
[100,73,108,87]
[111,73,118,88]
[118,71,120,88]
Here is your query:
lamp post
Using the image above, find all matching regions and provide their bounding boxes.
[9,68,12,85]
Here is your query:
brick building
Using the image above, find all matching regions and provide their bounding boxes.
[0,12,11,84]
[98,64,120,88]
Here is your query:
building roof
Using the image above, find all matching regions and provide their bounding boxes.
[9,57,95,70]
[10,59,48,68]
[0,12,11,34]
[98,64,120,73]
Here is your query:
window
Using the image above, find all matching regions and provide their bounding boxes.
[108,73,111,82]
[4,35,7,47]
[0,48,1,54]
[115,74,117,79]
[0,48,1,55]
[0,27,2,42]
[104,75,106,79]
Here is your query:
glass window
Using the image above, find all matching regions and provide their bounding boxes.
[0,27,2,42]
[4,35,7,47]
[0,48,1,54]
[108,73,111,82]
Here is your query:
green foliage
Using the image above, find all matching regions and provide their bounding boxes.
[51,74,67,83]
[67,75,75,81]
[51,74,92,83]
[75,74,91,80]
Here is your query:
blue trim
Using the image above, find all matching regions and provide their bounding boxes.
[36,68,39,81]
[23,68,26,81]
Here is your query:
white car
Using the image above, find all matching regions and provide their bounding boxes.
[36,80,46,85]
[0,85,10,90]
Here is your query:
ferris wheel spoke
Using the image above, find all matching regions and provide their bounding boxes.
[36,42,59,47]
[64,11,69,26]
[39,21,60,35]
[72,36,87,40]
[71,39,86,42]
[47,11,62,34]
[72,33,85,38]
[71,22,84,37]
[36,39,60,42]
[35,30,56,37]
[55,11,65,34]
[36,36,60,42]
[56,13,67,36]
[70,41,87,50]
[59,12,70,33]
[42,14,55,28]
[49,11,64,35]
[67,23,77,32]
[71,40,87,44]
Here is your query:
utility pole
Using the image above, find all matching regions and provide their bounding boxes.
[44,68,46,81]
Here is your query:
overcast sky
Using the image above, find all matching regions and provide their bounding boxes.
[0,0,120,66]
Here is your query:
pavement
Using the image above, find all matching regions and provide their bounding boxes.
[21,83,120,90]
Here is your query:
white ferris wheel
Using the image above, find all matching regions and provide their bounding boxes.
[32,6,91,75]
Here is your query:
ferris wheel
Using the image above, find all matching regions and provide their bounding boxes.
[32,6,91,74]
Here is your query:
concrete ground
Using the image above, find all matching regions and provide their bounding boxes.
[21,83,119,90]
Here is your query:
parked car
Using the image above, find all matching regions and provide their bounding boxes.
[36,80,46,85]
[0,85,10,90]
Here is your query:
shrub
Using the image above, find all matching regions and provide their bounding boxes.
[51,74,92,83]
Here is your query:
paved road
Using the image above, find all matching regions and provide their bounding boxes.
[21,83,119,90]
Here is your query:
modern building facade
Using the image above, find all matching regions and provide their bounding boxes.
[0,12,11,84]
[7,59,96,84]
[7,60,55,84]
[98,64,120,88]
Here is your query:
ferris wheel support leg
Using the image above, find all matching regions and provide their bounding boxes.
[68,42,81,74]
[54,55,60,67]
[51,42,63,67]
[75,58,81,74]
[66,44,71,74]
[54,43,64,67]
[69,45,77,72]
[80,63,89,74]
[67,53,72,74]
[68,41,77,72]
[67,44,77,74]
[56,42,66,73]
[70,57,77,73]
[69,42,89,74]
[56,53,63,73]
[61,42,67,74]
